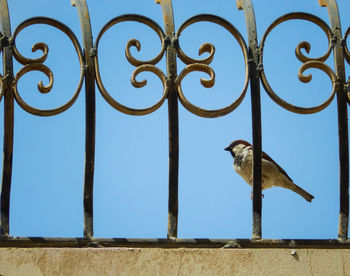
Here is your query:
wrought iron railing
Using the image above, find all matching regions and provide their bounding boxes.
[0,0,349,248]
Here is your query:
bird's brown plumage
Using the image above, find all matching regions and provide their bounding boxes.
[225,139,314,202]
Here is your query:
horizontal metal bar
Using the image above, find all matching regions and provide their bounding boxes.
[0,237,350,249]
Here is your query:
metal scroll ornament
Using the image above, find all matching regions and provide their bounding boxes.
[175,14,249,118]
[0,31,5,100]
[94,14,168,116]
[0,73,3,102]
[342,27,350,104]
[259,12,337,114]
[11,17,84,116]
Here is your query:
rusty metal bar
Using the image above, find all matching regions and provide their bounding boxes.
[319,0,349,240]
[0,237,350,249]
[72,0,96,240]
[0,0,14,238]
[237,0,262,239]
[156,0,179,239]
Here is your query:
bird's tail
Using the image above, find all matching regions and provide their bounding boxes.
[289,183,314,202]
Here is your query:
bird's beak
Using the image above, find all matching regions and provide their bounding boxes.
[224,146,231,151]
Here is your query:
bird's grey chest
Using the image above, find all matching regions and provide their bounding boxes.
[234,154,243,167]
[233,151,253,181]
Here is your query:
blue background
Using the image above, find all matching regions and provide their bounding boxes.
[2,0,350,239]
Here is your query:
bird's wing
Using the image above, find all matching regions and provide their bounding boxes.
[261,151,293,183]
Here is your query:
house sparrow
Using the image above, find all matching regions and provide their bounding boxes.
[224,140,314,202]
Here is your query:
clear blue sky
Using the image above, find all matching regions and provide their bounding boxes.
[3,0,350,239]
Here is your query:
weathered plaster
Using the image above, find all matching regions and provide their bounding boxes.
[0,248,349,276]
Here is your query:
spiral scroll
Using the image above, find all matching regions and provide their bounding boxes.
[342,27,350,104]
[343,27,350,65]
[0,74,4,101]
[11,17,84,116]
[260,12,336,114]
[0,31,6,101]
[105,63,167,115]
[94,14,168,115]
[174,14,249,118]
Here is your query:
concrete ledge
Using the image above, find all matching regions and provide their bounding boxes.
[0,247,350,275]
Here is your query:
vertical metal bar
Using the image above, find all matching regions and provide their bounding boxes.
[156,0,179,239]
[319,0,349,240]
[237,0,262,239]
[0,0,13,238]
[72,0,96,239]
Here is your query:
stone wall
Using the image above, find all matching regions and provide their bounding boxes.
[1,248,350,275]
